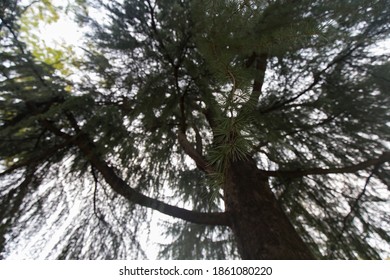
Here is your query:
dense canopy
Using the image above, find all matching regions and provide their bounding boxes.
[0,0,389,259]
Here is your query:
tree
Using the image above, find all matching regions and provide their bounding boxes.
[1,0,389,259]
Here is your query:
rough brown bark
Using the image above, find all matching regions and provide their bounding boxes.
[224,158,315,259]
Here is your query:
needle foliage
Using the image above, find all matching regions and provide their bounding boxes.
[1,0,389,259]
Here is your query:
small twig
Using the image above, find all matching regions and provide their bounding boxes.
[90,165,107,225]
[328,164,380,256]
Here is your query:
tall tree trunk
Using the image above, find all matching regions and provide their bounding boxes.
[224,159,315,259]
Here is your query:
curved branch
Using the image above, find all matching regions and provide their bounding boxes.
[260,151,390,178]
[40,117,228,226]
[260,43,363,114]
[69,130,228,226]
[178,130,215,174]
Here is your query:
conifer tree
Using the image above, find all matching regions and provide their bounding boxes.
[1,0,389,259]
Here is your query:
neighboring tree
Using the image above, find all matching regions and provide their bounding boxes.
[1,0,389,259]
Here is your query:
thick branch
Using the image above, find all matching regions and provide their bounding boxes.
[193,124,203,155]
[42,121,228,226]
[178,130,215,174]
[250,52,268,102]
[260,152,390,178]
[39,118,227,225]
[76,133,227,226]
[240,52,267,113]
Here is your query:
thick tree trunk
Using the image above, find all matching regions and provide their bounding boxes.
[224,159,315,259]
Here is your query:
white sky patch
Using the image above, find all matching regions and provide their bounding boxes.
[39,15,83,48]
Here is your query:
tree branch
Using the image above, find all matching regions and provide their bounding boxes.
[249,52,268,102]
[260,152,390,178]
[0,140,72,177]
[41,120,228,226]
[77,133,227,226]
[260,43,363,114]
[193,123,203,155]
[177,130,215,174]
[337,164,378,239]
[146,0,175,66]
[90,165,108,225]
[240,52,267,113]
[0,17,51,88]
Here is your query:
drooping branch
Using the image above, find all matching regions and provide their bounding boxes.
[90,165,107,225]
[146,0,175,67]
[42,120,228,226]
[0,165,38,255]
[327,164,381,257]
[260,43,364,114]
[0,140,72,177]
[0,17,51,88]
[260,151,390,178]
[337,165,379,240]
[75,132,227,226]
